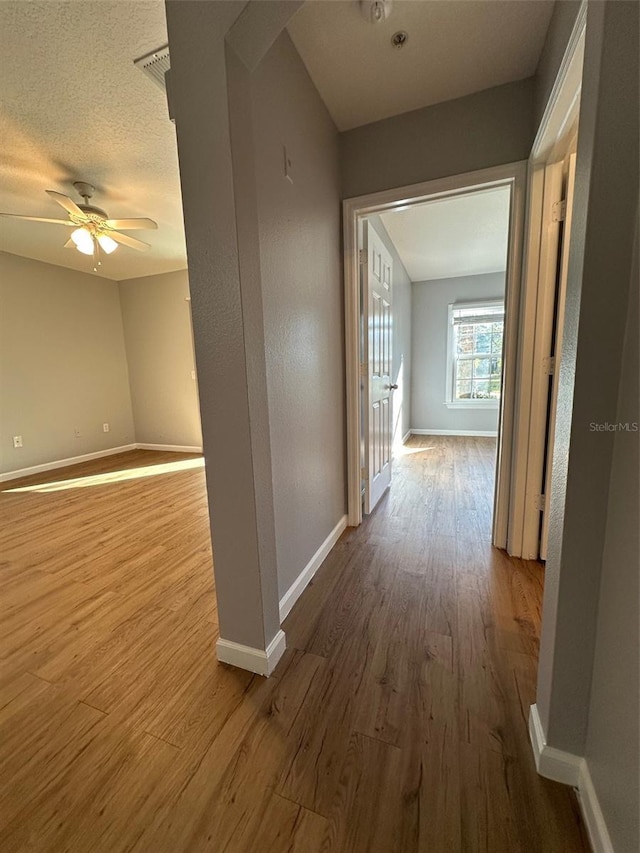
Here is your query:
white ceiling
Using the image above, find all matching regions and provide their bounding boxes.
[288,0,554,131]
[379,186,511,281]
[0,1,186,281]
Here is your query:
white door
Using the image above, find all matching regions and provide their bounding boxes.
[540,152,577,559]
[362,220,394,514]
[521,159,565,559]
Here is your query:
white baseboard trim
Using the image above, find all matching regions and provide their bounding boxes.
[410,428,498,437]
[216,628,286,677]
[529,703,583,785]
[0,444,137,483]
[136,443,203,453]
[577,761,615,853]
[0,442,204,483]
[529,705,614,852]
[279,514,348,622]
[401,429,412,444]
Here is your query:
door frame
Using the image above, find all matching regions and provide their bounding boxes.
[507,4,586,558]
[343,161,527,542]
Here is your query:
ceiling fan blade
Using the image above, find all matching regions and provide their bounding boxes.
[104,218,157,231]
[46,190,84,217]
[0,213,74,225]
[109,230,151,252]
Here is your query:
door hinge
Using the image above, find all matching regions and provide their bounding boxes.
[535,494,545,511]
[552,199,567,222]
[359,249,367,265]
[543,355,556,375]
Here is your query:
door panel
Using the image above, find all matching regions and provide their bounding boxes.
[521,160,565,559]
[363,220,393,514]
[541,153,577,559]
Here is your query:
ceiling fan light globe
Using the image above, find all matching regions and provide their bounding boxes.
[97,234,118,254]
[71,227,94,255]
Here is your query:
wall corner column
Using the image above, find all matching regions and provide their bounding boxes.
[164,0,299,673]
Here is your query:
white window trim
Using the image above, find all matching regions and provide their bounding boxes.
[446,299,505,407]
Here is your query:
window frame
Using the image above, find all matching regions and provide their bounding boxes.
[445,299,505,409]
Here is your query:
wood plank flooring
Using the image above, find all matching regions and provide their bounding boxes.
[0,439,590,852]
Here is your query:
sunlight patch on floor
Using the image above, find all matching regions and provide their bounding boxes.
[5,457,205,494]
[394,443,435,456]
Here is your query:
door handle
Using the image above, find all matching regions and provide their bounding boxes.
[387,384,398,390]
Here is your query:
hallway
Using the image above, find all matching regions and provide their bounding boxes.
[0,439,589,851]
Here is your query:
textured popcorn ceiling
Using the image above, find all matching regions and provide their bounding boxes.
[288,0,555,131]
[0,0,186,281]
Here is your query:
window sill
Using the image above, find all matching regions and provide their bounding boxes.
[444,401,499,410]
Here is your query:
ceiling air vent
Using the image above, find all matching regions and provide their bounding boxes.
[134,45,170,91]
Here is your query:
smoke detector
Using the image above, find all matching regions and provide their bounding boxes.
[391,31,408,49]
[360,0,393,24]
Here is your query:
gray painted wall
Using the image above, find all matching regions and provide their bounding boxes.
[534,0,581,127]
[340,78,534,199]
[584,212,639,853]
[252,30,345,600]
[411,273,505,434]
[119,269,202,449]
[367,215,412,444]
[537,2,639,820]
[166,0,283,652]
[0,251,135,473]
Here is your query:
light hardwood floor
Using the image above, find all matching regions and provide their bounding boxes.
[0,438,589,852]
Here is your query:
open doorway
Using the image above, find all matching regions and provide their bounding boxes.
[344,163,526,549]
[359,186,511,538]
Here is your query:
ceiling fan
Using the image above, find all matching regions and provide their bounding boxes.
[0,181,157,267]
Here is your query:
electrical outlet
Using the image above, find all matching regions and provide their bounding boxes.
[74,428,81,438]
[13,435,23,449]
[103,423,110,433]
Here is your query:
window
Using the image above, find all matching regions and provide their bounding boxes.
[446,301,504,407]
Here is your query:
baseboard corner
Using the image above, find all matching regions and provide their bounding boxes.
[528,703,546,773]
[528,704,583,786]
[529,704,612,850]
[216,628,286,677]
